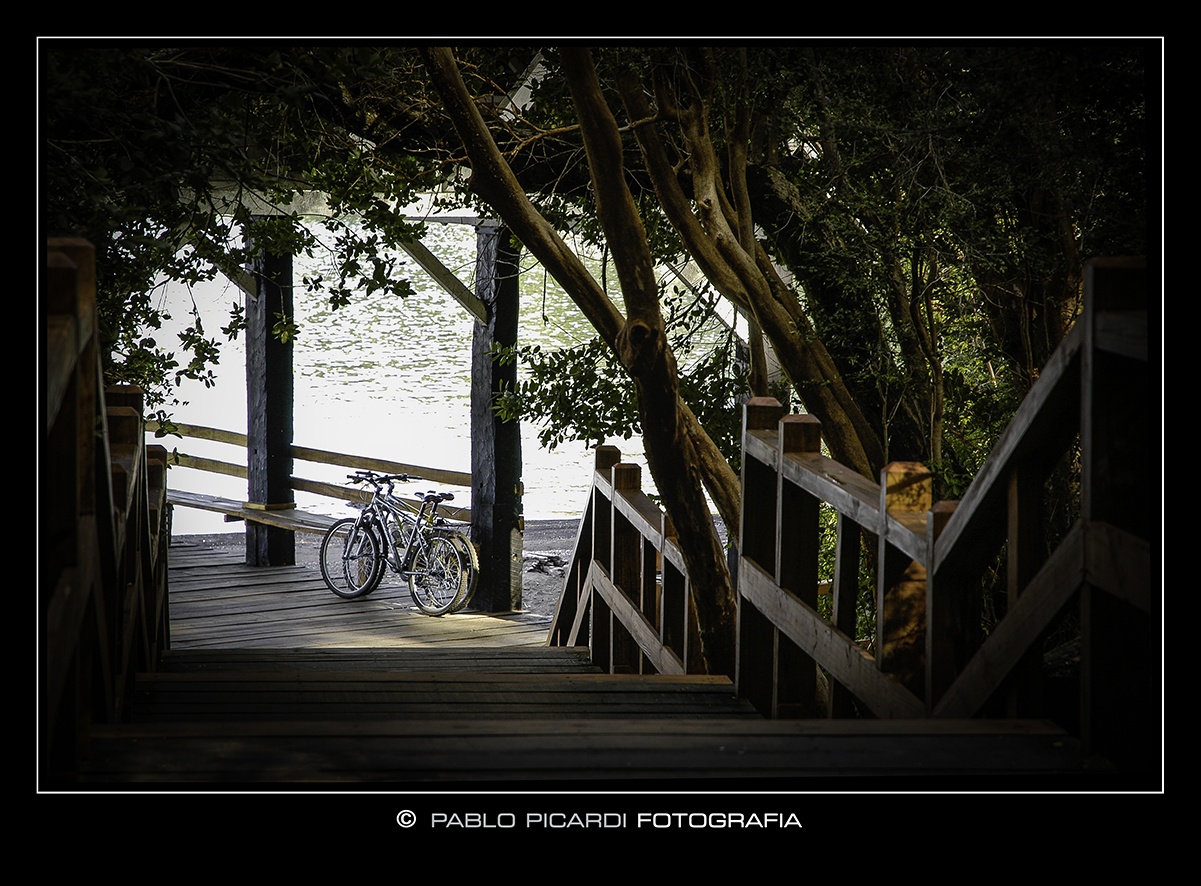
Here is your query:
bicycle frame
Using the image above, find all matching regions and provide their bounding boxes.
[370,490,444,578]
[345,472,454,581]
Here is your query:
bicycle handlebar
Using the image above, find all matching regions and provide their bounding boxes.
[347,471,456,503]
[347,470,411,485]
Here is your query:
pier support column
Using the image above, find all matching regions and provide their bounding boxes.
[244,226,295,566]
[471,221,523,611]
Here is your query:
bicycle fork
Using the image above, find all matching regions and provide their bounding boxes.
[341,515,378,586]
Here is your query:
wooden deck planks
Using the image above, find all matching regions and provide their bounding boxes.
[164,541,553,650]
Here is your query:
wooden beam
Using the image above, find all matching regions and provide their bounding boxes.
[290,444,471,488]
[165,490,334,534]
[747,432,889,540]
[932,522,1085,718]
[739,557,925,719]
[1085,521,1151,612]
[149,423,472,488]
[587,562,685,676]
[398,237,488,323]
[932,322,1083,574]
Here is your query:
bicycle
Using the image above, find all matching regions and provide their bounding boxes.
[319,470,479,616]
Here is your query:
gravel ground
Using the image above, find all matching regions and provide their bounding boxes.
[172,518,581,617]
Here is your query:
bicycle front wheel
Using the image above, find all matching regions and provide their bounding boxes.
[408,536,465,616]
[320,518,381,599]
[360,515,390,594]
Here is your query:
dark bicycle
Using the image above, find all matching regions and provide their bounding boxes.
[319,470,479,616]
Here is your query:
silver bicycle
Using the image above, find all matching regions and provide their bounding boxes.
[319,470,479,616]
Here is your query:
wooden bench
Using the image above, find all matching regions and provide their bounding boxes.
[166,490,336,535]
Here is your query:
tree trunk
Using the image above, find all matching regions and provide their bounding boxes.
[422,46,738,675]
[616,59,885,480]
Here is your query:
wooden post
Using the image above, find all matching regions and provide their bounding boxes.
[1079,257,1152,772]
[924,500,963,712]
[44,240,99,778]
[828,511,862,718]
[774,414,822,717]
[877,461,931,699]
[660,510,691,671]
[735,397,787,714]
[738,397,787,568]
[470,221,524,611]
[609,463,643,673]
[244,226,294,566]
[641,530,659,672]
[1006,465,1045,716]
[586,447,617,662]
[594,445,621,478]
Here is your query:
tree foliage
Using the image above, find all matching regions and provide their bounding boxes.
[744,44,1149,491]
[42,45,434,410]
[495,278,748,470]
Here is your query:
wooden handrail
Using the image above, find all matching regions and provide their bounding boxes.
[737,258,1153,766]
[738,403,937,715]
[149,420,472,487]
[146,420,473,525]
[548,447,701,675]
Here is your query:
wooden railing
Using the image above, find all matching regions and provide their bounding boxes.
[547,447,706,675]
[146,421,474,532]
[550,257,1154,772]
[43,239,171,781]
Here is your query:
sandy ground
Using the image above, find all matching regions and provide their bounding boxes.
[172,518,581,617]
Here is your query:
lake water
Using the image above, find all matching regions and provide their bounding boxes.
[152,219,654,535]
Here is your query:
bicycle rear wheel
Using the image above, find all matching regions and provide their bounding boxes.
[408,536,465,616]
[320,518,381,599]
[445,531,480,612]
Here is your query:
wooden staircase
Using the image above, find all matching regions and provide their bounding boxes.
[76,646,1107,786]
[61,551,1114,787]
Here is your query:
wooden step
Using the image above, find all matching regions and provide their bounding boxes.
[64,646,1115,787]
[76,714,1109,786]
[158,646,600,674]
[126,669,759,722]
